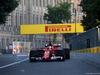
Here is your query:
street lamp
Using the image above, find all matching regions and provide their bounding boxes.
[72,8,82,35]
[47,21,52,43]
[72,8,77,35]
[74,8,77,35]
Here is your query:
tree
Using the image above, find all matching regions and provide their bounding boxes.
[80,0,100,30]
[0,0,19,24]
[44,2,71,23]
[44,2,71,43]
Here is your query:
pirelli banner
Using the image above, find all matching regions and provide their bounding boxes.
[21,23,84,34]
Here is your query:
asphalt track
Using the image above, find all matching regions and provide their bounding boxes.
[0,53,100,75]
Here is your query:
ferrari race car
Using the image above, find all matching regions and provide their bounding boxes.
[29,43,70,62]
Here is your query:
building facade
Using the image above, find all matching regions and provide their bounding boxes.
[0,0,83,53]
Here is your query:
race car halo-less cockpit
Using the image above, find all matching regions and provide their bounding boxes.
[29,43,70,62]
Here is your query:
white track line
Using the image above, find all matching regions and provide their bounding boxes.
[0,58,29,69]
[17,55,29,56]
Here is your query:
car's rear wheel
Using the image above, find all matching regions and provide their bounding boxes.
[66,54,70,59]
[63,48,70,59]
[62,55,65,61]
[57,50,65,61]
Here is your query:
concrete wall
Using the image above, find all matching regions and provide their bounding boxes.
[69,27,100,51]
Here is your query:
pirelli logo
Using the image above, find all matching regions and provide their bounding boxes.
[45,25,71,32]
[21,23,84,34]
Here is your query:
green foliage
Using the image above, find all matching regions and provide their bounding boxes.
[0,0,19,24]
[44,2,71,23]
[44,2,71,42]
[80,0,100,30]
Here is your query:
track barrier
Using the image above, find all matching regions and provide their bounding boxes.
[71,47,100,53]
[0,53,2,55]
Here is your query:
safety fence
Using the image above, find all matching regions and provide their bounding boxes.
[71,46,100,53]
[13,42,31,54]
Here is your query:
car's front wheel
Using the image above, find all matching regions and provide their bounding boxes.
[29,55,36,62]
[29,51,36,62]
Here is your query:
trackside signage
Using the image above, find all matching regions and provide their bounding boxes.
[45,25,71,32]
[21,23,84,34]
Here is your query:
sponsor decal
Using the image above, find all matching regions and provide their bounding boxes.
[97,48,99,53]
[89,50,91,53]
[44,51,50,58]
[45,25,71,32]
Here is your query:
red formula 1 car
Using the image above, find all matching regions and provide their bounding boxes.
[29,43,70,62]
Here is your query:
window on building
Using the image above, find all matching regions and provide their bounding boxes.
[40,0,41,6]
[80,7,82,12]
[57,0,58,4]
[24,14,26,24]
[1,38,4,49]
[44,20,46,24]
[33,0,34,6]
[39,40,41,43]
[47,0,48,5]
[9,15,11,26]
[11,15,13,26]
[43,0,45,7]
[69,0,71,2]
[63,0,65,2]
[35,40,37,42]
[36,0,38,6]
[19,0,21,4]
[24,0,25,5]
[49,0,51,5]
[77,5,80,12]
[72,3,75,12]
[37,16,38,24]
[20,15,22,25]
[6,39,9,47]
[33,14,35,24]
[78,0,80,3]
[16,13,18,27]
[40,16,42,24]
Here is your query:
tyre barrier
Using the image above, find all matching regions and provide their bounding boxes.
[71,47,100,53]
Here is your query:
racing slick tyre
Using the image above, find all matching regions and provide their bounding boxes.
[57,50,65,61]
[63,48,70,59]
[29,50,36,62]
